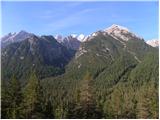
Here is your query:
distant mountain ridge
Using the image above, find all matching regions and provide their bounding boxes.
[1,30,34,48]
[1,24,158,81]
[1,25,158,50]
[1,34,75,81]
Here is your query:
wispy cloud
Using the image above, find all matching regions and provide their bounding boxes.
[46,8,95,31]
[38,2,83,20]
[65,2,83,8]
[38,10,59,20]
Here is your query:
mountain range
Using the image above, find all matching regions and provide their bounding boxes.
[1,24,158,50]
[1,24,151,80]
[1,24,159,119]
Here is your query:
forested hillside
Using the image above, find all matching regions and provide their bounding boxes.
[1,25,159,119]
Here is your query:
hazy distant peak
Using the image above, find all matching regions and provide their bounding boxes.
[1,30,34,48]
[70,34,78,38]
[19,30,29,34]
[54,34,63,43]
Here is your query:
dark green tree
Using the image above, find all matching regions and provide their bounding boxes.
[43,97,55,118]
[136,82,158,119]
[22,72,44,118]
[67,71,103,118]
[1,75,22,118]
[1,80,10,118]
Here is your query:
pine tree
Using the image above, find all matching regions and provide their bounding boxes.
[109,87,124,118]
[67,71,103,118]
[137,82,158,119]
[105,85,137,119]
[1,80,10,118]
[22,72,44,118]
[43,96,55,118]
[1,75,22,118]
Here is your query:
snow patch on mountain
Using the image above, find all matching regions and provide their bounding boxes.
[71,34,78,38]
[55,34,85,42]
[54,34,63,43]
[1,30,34,48]
[59,35,81,50]
[146,39,159,47]
[1,32,17,42]
[77,34,85,41]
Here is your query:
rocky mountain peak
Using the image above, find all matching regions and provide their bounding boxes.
[105,24,143,41]
[105,24,129,33]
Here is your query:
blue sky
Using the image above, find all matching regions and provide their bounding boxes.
[1,1,158,40]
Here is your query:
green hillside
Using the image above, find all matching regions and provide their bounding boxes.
[1,28,159,119]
